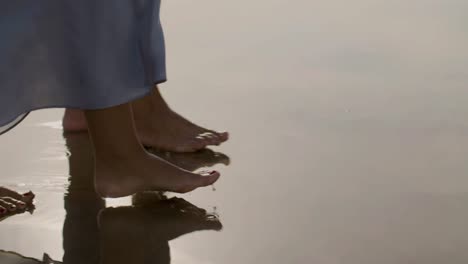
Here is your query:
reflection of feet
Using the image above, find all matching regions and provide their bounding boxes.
[0,187,35,220]
[64,132,96,194]
[95,151,220,198]
[99,195,221,264]
[102,194,222,240]
[149,148,231,171]
[63,133,104,264]
[132,194,222,236]
[63,87,229,152]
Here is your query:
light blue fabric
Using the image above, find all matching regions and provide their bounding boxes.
[0,0,166,132]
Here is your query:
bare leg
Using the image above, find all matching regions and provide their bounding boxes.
[85,103,220,198]
[63,109,87,132]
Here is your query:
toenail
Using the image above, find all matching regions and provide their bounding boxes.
[0,208,6,214]
[210,171,218,175]
[23,191,35,198]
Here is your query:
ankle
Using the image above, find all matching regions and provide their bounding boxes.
[63,109,88,131]
[63,109,85,121]
[132,88,172,120]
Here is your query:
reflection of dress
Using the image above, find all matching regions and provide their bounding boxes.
[0,0,166,134]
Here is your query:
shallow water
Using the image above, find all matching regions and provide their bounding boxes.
[1,0,468,263]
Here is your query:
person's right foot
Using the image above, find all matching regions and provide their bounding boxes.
[134,109,228,153]
[0,187,34,218]
[94,151,220,198]
[132,87,229,152]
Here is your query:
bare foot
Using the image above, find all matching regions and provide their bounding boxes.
[94,151,220,198]
[133,87,229,152]
[63,87,229,152]
[137,109,229,152]
[0,187,35,220]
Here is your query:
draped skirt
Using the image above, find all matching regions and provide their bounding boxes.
[0,0,166,134]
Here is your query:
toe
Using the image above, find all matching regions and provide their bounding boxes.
[186,136,209,152]
[199,132,221,146]
[0,187,34,203]
[174,138,206,153]
[214,131,229,143]
[195,134,211,147]
[0,199,17,212]
[197,170,221,187]
[22,191,35,202]
[1,197,26,210]
[176,171,220,193]
[0,206,6,215]
[209,130,229,145]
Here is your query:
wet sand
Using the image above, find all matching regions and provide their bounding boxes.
[1,0,468,263]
